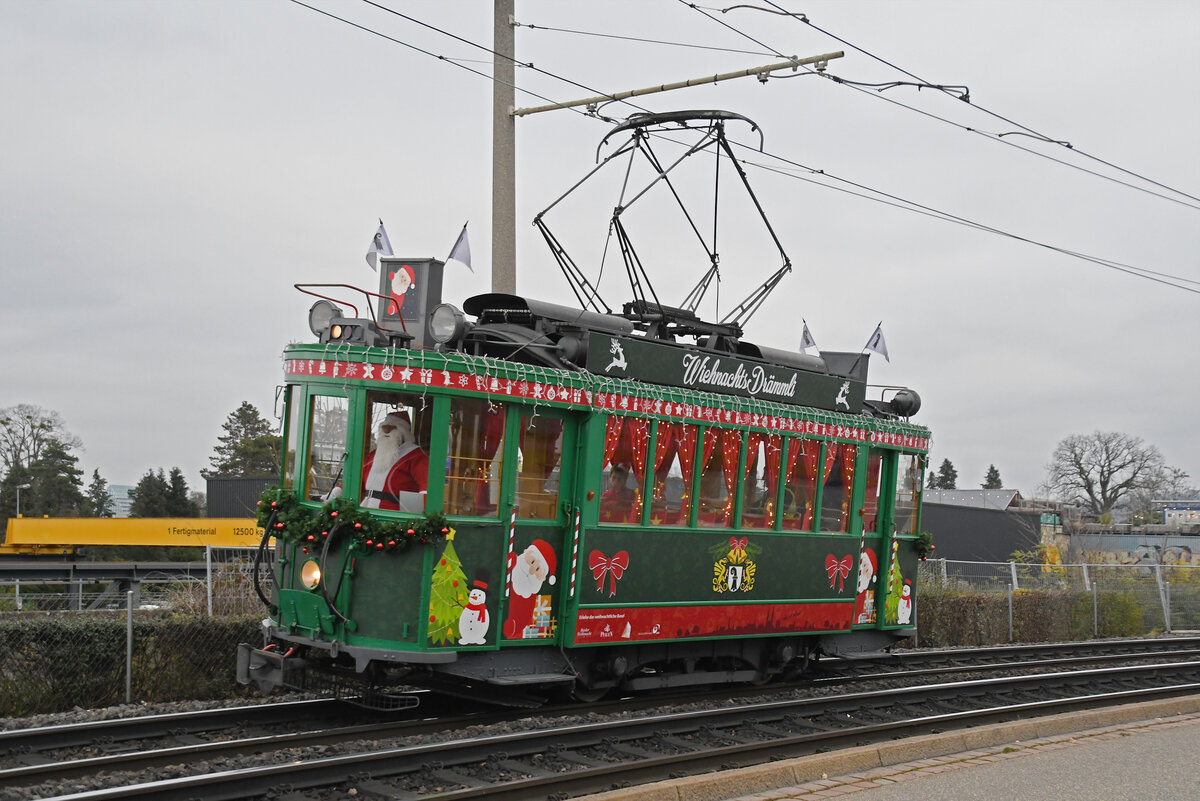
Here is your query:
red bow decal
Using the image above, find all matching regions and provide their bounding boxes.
[826,554,852,592]
[589,550,630,597]
[728,536,749,561]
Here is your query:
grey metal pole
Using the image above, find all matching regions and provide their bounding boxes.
[491,0,516,294]
[1092,582,1098,638]
[1164,581,1172,634]
[206,544,213,618]
[1007,583,1014,643]
[125,590,133,704]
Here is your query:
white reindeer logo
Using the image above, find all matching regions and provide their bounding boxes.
[605,338,628,373]
[835,380,850,410]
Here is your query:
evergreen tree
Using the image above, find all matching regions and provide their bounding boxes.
[0,462,33,520]
[128,469,170,517]
[82,469,115,517]
[27,440,85,517]
[204,402,280,478]
[935,458,958,489]
[165,467,201,516]
[982,464,1003,489]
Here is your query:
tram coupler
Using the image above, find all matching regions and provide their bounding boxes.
[237,642,305,695]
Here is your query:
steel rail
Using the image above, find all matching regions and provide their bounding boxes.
[33,660,1200,801]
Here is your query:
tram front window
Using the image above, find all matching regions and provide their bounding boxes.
[360,392,430,513]
[306,395,348,501]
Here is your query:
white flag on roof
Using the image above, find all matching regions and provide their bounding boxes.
[365,220,393,272]
[446,222,472,272]
[865,323,890,363]
[799,320,819,353]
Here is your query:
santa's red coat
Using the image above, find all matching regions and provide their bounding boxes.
[361,448,429,510]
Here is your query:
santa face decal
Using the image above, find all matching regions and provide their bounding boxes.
[504,540,558,640]
[387,265,416,315]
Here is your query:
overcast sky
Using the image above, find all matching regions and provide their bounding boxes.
[2,1,1197,500]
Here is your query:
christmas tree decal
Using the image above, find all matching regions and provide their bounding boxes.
[884,544,905,625]
[428,529,468,646]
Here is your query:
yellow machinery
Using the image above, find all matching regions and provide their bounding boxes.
[1,518,266,555]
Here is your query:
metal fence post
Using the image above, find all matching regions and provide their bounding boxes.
[1092,581,1098,639]
[14,579,20,611]
[1009,561,1019,591]
[1081,563,1090,592]
[1007,583,1014,642]
[125,590,133,704]
[1164,581,1172,635]
[206,545,213,618]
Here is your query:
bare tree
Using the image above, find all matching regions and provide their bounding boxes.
[0,404,82,475]
[1044,431,1172,518]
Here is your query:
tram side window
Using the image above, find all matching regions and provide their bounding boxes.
[698,427,741,528]
[862,448,884,534]
[517,414,563,520]
[305,395,348,501]
[741,434,781,530]
[445,398,505,517]
[281,386,301,490]
[649,422,696,525]
[598,415,646,525]
[781,437,820,532]
[894,454,924,535]
[819,444,857,533]
[359,391,431,513]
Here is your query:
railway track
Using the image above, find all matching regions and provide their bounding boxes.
[4,638,1199,800]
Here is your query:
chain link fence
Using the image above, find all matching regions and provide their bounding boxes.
[0,554,273,718]
[918,559,1200,646]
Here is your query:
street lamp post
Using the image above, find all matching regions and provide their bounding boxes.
[16,483,31,517]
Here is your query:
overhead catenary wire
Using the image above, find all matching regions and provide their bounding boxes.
[685,0,1200,210]
[291,0,1198,296]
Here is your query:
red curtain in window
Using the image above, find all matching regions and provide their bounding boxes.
[674,423,699,522]
[762,434,782,527]
[624,418,650,523]
[863,451,882,532]
[720,429,742,524]
[839,445,857,532]
[603,415,624,467]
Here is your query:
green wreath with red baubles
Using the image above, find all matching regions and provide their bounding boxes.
[255,488,451,555]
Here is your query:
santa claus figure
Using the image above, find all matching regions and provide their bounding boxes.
[854,547,877,624]
[387,264,416,315]
[361,411,428,512]
[896,579,913,625]
[503,539,557,639]
[458,570,491,645]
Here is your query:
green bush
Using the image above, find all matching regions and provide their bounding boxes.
[917,586,1147,647]
[0,613,261,717]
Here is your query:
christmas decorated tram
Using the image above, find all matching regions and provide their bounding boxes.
[238,112,932,705]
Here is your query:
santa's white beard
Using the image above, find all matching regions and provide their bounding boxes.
[364,428,417,492]
[510,561,544,599]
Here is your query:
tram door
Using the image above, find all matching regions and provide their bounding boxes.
[498,408,578,643]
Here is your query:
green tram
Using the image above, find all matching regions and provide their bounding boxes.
[239,284,930,705]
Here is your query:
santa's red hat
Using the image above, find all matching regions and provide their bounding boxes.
[861,548,877,573]
[391,264,415,288]
[382,410,411,429]
[528,539,557,585]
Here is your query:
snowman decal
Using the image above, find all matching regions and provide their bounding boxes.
[387,264,416,315]
[896,579,913,625]
[458,570,491,645]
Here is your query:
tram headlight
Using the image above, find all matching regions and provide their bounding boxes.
[308,300,343,338]
[429,303,466,344]
[300,559,322,590]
